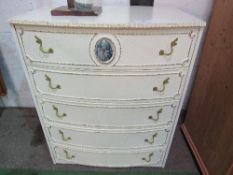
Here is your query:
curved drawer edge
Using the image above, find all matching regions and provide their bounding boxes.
[40,99,179,130]
[52,143,165,167]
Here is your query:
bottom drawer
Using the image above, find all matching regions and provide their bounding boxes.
[53,145,164,167]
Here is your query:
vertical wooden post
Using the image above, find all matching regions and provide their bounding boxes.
[182,0,233,174]
[67,0,75,9]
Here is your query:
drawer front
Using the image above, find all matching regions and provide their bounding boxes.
[20,29,196,67]
[22,31,94,65]
[32,70,186,101]
[117,33,195,67]
[42,101,178,128]
[47,125,170,149]
[54,145,164,167]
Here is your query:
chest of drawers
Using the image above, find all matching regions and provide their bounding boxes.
[10,5,205,167]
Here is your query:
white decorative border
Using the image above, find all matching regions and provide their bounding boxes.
[10,18,206,29]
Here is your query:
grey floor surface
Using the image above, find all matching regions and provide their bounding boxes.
[0,108,200,173]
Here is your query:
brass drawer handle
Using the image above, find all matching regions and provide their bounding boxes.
[45,75,61,90]
[59,130,71,141]
[153,78,169,92]
[142,152,154,163]
[148,108,163,122]
[144,133,158,144]
[52,105,67,118]
[63,149,75,160]
[159,38,178,56]
[35,35,54,54]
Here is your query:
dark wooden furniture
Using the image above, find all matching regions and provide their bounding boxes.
[51,0,102,16]
[0,70,6,96]
[181,0,233,175]
[130,0,154,6]
[67,0,75,8]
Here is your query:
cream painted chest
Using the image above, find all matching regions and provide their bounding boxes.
[10,5,205,167]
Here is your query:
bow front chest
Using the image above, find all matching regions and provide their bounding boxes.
[10,5,205,167]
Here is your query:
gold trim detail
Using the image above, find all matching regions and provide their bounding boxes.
[153,78,170,92]
[144,133,158,144]
[63,149,75,160]
[148,108,163,122]
[35,35,54,54]
[58,130,71,141]
[142,152,154,162]
[45,74,61,90]
[52,105,67,118]
[159,38,178,56]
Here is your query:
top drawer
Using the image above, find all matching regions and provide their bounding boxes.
[18,29,198,68]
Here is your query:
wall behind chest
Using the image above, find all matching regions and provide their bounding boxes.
[0,0,213,107]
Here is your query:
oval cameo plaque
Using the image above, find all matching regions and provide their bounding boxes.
[90,34,120,66]
[95,38,115,64]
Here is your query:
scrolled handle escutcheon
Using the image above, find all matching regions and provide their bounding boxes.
[59,130,71,141]
[153,78,169,92]
[35,35,54,54]
[144,133,158,144]
[159,38,178,56]
[148,108,163,122]
[53,105,67,118]
[142,152,154,163]
[63,149,75,160]
[45,74,61,90]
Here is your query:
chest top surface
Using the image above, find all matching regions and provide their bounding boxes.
[9,3,206,29]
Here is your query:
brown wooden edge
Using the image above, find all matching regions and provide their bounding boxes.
[51,6,102,16]
[226,163,233,175]
[0,71,6,96]
[181,124,209,175]
[67,0,75,8]
[130,0,154,6]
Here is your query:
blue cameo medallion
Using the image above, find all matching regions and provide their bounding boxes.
[95,38,114,63]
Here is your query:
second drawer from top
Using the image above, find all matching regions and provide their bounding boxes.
[31,68,187,102]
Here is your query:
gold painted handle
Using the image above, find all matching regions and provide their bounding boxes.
[153,78,169,92]
[144,133,158,144]
[53,105,66,118]
[45,75,61,90]
[63,149,75,160]
[142,152,154,163]
[159,38,178,56]
[59,130,71,141]
[35,35,54,54]
[148,108,163,122]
